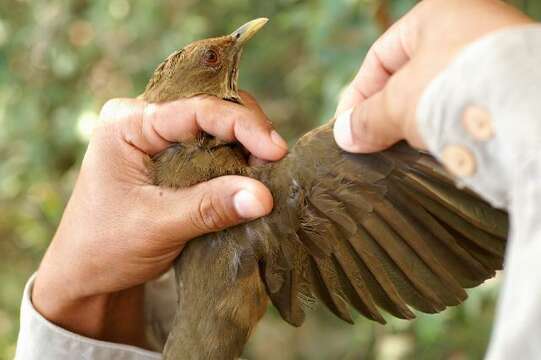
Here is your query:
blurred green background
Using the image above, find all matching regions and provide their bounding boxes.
[1,0,539,359]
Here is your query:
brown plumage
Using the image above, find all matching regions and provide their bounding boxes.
[142,19,508,360]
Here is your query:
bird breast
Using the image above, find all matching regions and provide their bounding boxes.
[149,135,248,188]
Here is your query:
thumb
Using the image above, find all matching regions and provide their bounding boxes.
[160,176,273,242]
[333,86,403,154]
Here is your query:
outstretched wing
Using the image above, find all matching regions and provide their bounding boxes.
[254,122,507,326]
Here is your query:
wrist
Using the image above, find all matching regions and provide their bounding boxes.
[32,267,111,338]
[33,267,148,348]
[417,25,541,209]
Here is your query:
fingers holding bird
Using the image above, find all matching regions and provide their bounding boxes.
[92,94,278,249]
[99,92,287,162]
[333,0,533,155]
[33,94,279,308]
[151,175,273,248]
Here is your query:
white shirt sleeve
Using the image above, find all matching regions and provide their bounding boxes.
[417,25,541,360]
[15,273,164,360]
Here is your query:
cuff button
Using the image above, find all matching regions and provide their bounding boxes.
[442,145,477,177]
[462,105,494,141]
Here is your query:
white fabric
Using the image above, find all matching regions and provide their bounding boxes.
[15,273,164,360]
[15,25,541,359]
[417,25,541,360]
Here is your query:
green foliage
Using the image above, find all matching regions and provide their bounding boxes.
[0,1,539,359]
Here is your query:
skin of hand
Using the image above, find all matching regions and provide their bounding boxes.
[333,0,533,153]
[32,91,288,348]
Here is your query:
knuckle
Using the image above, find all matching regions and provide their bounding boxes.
[91,121,108,139]
[239,90,257,105]
[352,106,376,145]
[238,90,253,100]
[194,95,217,119]
[196,94,216,109]
[100,98,123,122]
[399,17,417,57]
[142,102,157,125]
[100,98,145,127]
[91,116,117,141]
[382,80,402,123]
[403,107,421,145]
[192,191,232,232]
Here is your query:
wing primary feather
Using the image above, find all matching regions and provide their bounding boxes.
[398,182,505,257]
[402,172,508,239]
[336,184,467,296]
[444,225,504,271]
[369,197,468,304]
[357,212,448,311]
[310,183,444,314]
[387,185,494,287]
[330,254,390,323]
[382,143,481,200]
[318,203,416,319]
[307,258,354,324]
[303,201,407,322]
[351,225,443,313]
[333,242,415,320]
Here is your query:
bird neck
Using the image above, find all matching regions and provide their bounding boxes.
[149,136,248,188]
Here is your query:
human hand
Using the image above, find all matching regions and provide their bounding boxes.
[334,0,532,153]
[32,92,288,347]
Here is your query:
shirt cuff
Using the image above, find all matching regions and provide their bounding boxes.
[417,24,541,209]
[15,274,162,360]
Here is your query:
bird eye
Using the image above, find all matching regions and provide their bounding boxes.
[203,49,219,65]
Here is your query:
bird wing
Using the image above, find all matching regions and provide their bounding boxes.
[251,122,507,326]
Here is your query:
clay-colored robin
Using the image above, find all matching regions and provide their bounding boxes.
[142,18,507,360]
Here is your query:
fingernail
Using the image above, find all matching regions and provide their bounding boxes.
[333,108,354,150]
[270,130,288,150]
[233,190,267,219]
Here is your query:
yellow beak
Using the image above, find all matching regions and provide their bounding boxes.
[231,18,269,46]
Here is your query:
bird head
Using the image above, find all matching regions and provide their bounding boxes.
[143,18,268,104]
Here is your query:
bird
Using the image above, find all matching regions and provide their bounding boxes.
[142,18,508,360]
